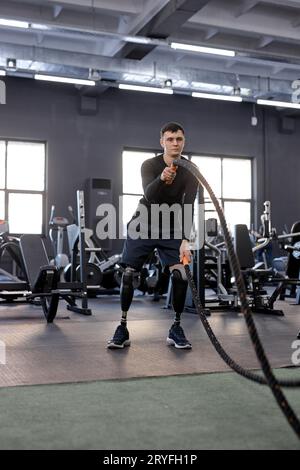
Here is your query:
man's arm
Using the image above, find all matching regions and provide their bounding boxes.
[141,160,165,202]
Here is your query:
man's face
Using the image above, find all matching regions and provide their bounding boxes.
[160,130,185,158]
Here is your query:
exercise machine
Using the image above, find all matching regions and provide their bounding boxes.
[0,220,29,301]
[0,191,92,321]
[63,202,122,295]
[48,206,70,271]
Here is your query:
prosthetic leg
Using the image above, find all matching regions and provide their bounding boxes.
[120,267,137,325]
[107,267,138,349]
[167,264,192,349]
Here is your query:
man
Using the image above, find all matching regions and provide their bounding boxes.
[108,122,199,349]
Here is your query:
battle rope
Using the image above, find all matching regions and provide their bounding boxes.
[174,158,300,439]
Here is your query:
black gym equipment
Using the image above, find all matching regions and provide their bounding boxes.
[188,200,300,315]
[232,224,285,316]
[63,203,121,296]
[272,220,300,304]
[19,232,91,322]
[170,269,188,315]
[0,220,29,301]
[120,267,136,312]
[136,250,170,299]
[0,191,91,321]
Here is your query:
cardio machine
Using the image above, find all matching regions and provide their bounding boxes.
[0,220,28,300]
[49,206,70,271]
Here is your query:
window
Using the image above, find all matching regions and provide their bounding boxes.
[122,150,155,236]
[121,149,252,237]
[191,155,252,231]
[0,140,46,234]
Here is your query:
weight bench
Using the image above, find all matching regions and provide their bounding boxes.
[20,234,91,322]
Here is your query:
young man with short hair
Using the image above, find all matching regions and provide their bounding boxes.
[108,122,199,349]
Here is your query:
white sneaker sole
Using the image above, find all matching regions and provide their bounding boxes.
[107,340,131,349]
[166,337,192,349]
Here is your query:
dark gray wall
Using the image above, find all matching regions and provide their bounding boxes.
[0,77,299,253]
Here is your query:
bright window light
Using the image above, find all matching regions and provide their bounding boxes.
[7,142,45,191]
[257,99,300,109]
[191,156,222,199]
[34,74,95,86]
[224,201,251,231]
[119,84,173,94]
[8,193,43,234]
[204,201,219,222]
[122,150,156,237]
[122,151,155,194]
[171,42,235,57]
[192,92,242,102]
[0,19,29,28]
[223,159,251,199]
[121,194,143,237]
[0,141,5,189]
[0,191,4,220]
[0,70,6,76]
[194,199,220,236]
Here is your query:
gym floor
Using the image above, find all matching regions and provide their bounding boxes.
[0,293,299,449]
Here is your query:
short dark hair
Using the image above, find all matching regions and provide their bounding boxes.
[160,122,185,137]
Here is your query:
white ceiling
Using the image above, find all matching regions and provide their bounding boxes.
[1,0,300,100]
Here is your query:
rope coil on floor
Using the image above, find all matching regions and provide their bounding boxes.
[174,158,300,439]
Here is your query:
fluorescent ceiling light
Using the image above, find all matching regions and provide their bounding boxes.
[34,74,95,86]
[257,99,300,109]
[122,73,153,83]
[30,23,50,30]
[171,42,235,57]
[0,70,6,76]
[124,36,152,45]
[119,84,173,94]
[192,92,242,102]
[0,19,29,28]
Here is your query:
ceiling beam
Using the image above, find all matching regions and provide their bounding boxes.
[116,0,210,60]
[1,39,299,83]
[204,28,218,40]
[257,36,273,48]
[53,6,63,20]
[189,4,300,43]
[234,0,260,18]
[41,0,141,15]
[0,0,119,32]
[260,0,300,8]
[0,42,290,87]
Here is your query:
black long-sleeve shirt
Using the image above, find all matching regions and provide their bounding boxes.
[127,154,200,240]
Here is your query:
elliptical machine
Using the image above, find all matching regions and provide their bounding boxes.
[48,206,70,271]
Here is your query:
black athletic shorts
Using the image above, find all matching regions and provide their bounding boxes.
[121,237,181,271]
